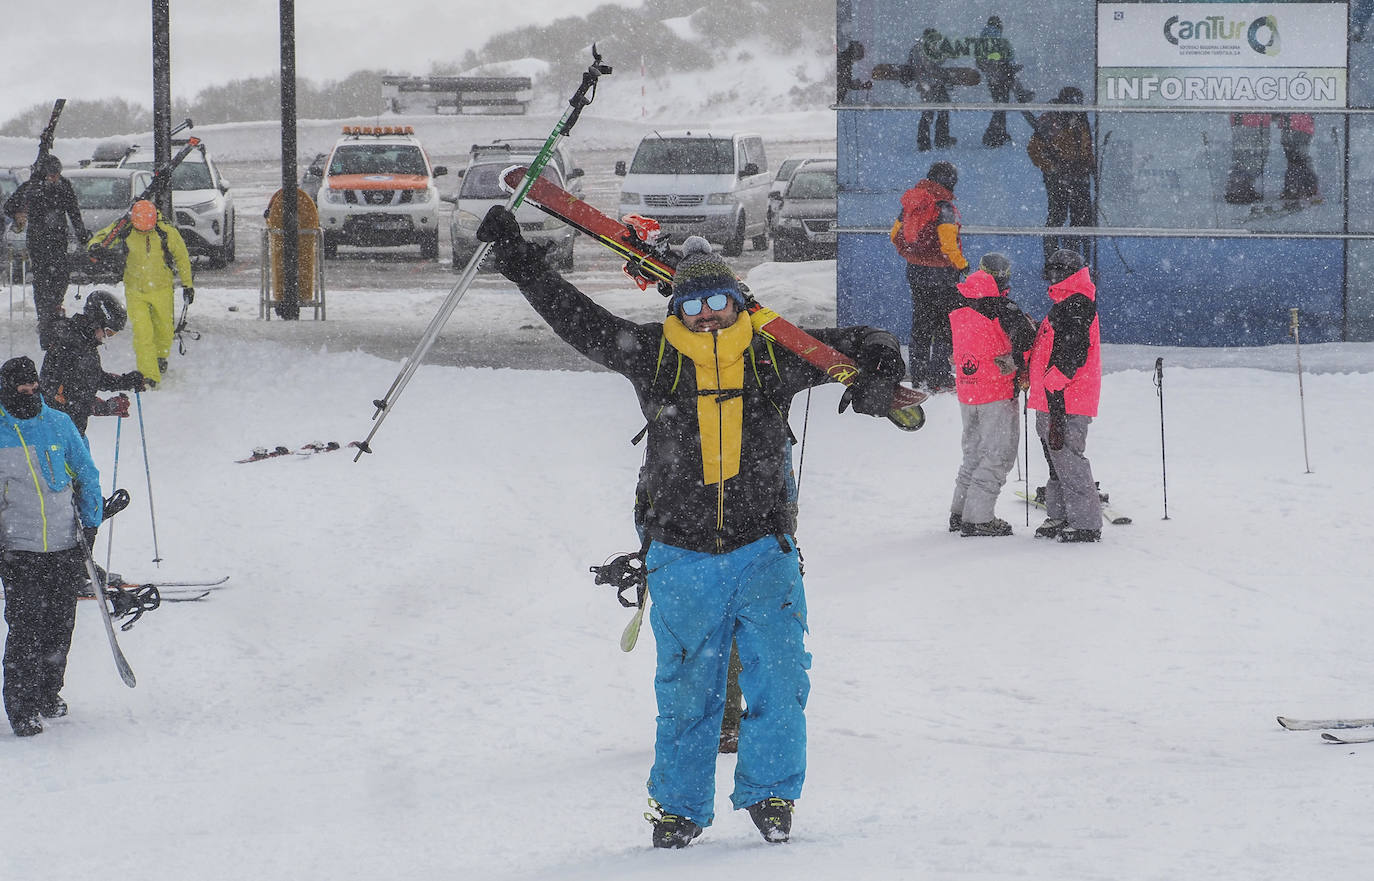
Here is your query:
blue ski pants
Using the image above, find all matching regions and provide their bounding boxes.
[645,535,810,826]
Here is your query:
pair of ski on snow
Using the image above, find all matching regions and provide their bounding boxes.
[1277,716,1374,744]
[236,441,359,463]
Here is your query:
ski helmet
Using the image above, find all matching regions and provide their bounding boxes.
[1043,249,1086,284]
[37,154,62,177]
[84,290,127,333]
[925,161,957,192]
[978,252,1012,293]
[131,200,158,232]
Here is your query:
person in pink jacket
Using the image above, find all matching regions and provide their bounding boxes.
[947,253,1036,536]
[1026,249,1102,542]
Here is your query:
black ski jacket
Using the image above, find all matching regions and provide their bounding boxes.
[39,313,140,434]
[4,176,88,260]
[515,270,902,554]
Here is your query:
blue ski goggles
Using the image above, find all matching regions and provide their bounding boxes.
[676,290,736,316]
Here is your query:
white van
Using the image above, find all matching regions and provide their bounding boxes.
[615,131,770,256]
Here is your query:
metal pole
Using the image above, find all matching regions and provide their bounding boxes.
[1023,392,1030,527]
[279,0,300,319]
[1154,357,1170,520]
[134,392,163,564]
[104,417,123,575]
[1290,308,1314,474]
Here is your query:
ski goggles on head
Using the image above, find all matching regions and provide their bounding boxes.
[676,290,735,316]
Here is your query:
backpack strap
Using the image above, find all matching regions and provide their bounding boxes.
[631,334,682,446]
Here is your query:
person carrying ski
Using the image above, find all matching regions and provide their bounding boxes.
[476,206,906,849]
[0,356,103,736]
[892,160,966,392]
[1026,249,1102,543]
[909,27,957,151]
[88,200,193,388]
[1026,86,1095,273]
[2,155,90,350]
[973,15,1032,148]
[39,291,145,436]
[947,253,1037,537]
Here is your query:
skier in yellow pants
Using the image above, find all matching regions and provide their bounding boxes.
[89,200,194,387]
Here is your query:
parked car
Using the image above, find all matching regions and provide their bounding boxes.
[448,156,576,271]
[66,166,154,243]
[767,156,818,228]
[768,158,837,263]
[300,152,327,205]
[615,130,770,256]
[64,166,155,282]
[475,138,581,188]
[316,125,447,259]
[121,140,237,267]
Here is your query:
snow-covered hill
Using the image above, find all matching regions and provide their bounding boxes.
[0,39,834,166]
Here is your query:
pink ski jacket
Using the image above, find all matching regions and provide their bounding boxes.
[1027,267,1101,417]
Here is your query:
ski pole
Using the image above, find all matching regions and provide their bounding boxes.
[1023,391,1030,526]
[104,415,123,574]
[134,392,162,564]
[1290,308,1313,474]
[353,46,613,462]
[1153,357,1169,520]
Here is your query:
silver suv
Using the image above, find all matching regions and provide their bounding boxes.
[121,139,236,267]
[447,141,582,271]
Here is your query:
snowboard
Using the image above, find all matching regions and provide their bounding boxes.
[870,63,981,88]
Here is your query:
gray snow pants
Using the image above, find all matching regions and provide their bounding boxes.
[1034,410,1102,530]
[950,397,1020,524]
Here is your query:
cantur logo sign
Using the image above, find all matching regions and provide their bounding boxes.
[1163,14,1281,56]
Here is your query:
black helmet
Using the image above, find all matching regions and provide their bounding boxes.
[978,252,1012,292]
[37,154,62,177]
[1043,249,1086,284]
[83,290,127,333]
[926,161,957,192]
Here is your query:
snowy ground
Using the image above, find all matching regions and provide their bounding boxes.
[0,254,1372,879]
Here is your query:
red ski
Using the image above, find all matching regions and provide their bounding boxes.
[503,167,926,431]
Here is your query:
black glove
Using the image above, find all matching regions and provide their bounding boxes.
[119,370,146,392]
[82,525,99,551]
[1047,391,1067,451]
[839,336,904,417]
[182,287,195,305]
[476,205,549,285]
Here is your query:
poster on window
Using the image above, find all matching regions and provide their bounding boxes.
[1098,3,1347,107]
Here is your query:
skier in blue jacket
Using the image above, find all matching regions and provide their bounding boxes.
[0,356,103,736]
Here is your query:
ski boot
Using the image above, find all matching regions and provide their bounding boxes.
[747,797,794,843]
[645,800,702,849]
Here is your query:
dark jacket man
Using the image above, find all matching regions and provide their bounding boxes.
[40,292,145,435]
[3,156,90,349]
